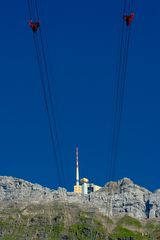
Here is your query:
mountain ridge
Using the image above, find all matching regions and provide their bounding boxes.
[0,176,159,220]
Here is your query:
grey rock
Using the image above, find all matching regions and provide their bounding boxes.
[0,176,160,220]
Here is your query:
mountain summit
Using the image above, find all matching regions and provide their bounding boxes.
[0,176,160,219]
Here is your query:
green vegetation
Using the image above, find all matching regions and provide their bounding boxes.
[0,206,158,240]
[69,210,106,240]
[48,224,64,240]
[147,221,160,240]
[117,215,142,228]
[2,237,17,240]
[69,222,106,240]
[110,226,149,240]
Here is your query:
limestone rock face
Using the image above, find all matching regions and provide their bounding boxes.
[88,178,151,219]
[0,176,160,220]
[0,176,54,205]
[0,176,68,207]
[148,189,160,218]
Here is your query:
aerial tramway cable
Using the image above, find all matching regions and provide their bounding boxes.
[34,0,66,186]
[27,0,64,187]
[108,0,127,181]
[108,0,135,181]
[26,1,75,230]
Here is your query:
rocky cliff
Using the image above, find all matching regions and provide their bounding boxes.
[89,178,160,219]
[0,176,160,220]
[0,176,160,240]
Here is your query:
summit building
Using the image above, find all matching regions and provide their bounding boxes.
[74,147,101,194]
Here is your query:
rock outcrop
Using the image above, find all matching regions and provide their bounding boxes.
[0,176,160,220]
[68,178,160,219]
[88,178,152,219]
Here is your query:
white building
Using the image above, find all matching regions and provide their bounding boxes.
[74,147,101,195]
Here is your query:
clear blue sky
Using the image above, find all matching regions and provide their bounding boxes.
[0,0,159,191]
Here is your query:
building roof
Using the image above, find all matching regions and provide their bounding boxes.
[80,178,89,184]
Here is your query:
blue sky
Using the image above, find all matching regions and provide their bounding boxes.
[0,0,159,191]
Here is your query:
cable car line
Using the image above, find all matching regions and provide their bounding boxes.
[35,35,63,185]
[38,18,66,188]
[111,29,131,179]
[26,1,74,230]
[108,0,134,181]
[27,0,64,186]
[34,0,66,186]
[108,0,127,181]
